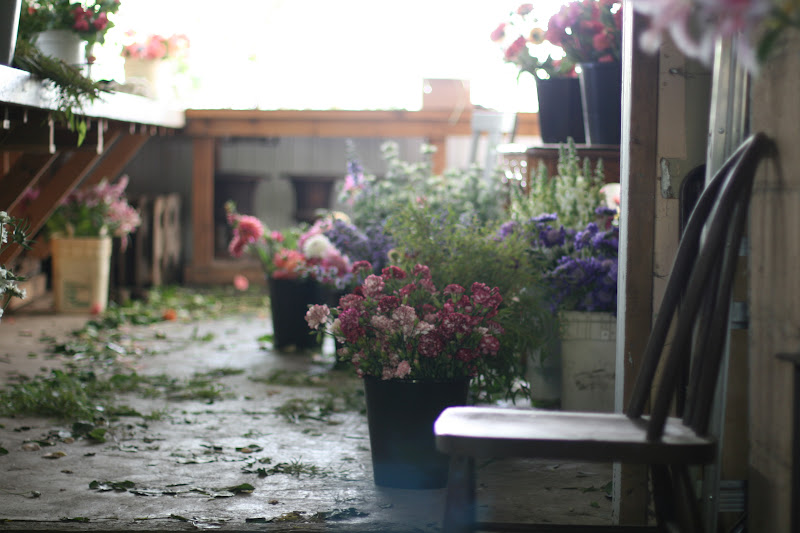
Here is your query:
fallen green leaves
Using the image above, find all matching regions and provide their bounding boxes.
[246,507,368,524]
[89,480,255,498]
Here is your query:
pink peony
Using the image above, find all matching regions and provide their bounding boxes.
[235,215,264,243]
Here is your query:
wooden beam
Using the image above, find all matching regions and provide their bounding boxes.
[184,109,541,139]
[82,129,149,187]
[0,152,58,212]
[0,150,101,265]
[614,6,660,525]
[190,137,215,271]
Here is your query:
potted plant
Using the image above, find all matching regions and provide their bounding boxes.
[331,139,553,403]
[18,0,120,66]
[120,32,190,99]
[501,140,617,407]
[490,3,585,143]
[44,175,141,314]
[498,206,619,412]
[0,211,33,321]
[225,203,353,352]
[305,262,505,489]
[545,0,623,144]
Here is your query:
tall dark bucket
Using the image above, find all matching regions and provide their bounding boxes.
[363,376,470,489]
[268,277,323,351]
[535,76,586,144]
[0,0,21,66]
[578,61,622,145]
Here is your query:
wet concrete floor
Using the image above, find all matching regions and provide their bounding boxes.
[0,296,613,532]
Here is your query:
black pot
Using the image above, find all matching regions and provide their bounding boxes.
[363,375,470,489]
[0,0,21,66]
[535,76,586,144]
[578,61,622,145]
[268,277,323,351]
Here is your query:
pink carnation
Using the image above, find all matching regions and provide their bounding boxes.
[362,275,385,298]
[392,305,418,336]
[395,360,412,379]
[305,304,330,330]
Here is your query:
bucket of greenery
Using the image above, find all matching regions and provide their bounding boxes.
[328,139,555,403]
[45,176,140,314]
[306,262,506,489]
[226,203,354,352]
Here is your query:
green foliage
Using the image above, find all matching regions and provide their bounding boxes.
[13,38,109,146]
[341,141,506,230]
[509,138,606,228]
[386,206,557,402]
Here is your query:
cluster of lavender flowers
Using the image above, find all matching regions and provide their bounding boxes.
[323,219,394,276]
[499,207,618,314]
[305,262,505,381]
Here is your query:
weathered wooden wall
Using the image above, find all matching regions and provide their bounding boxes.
[749,31,800,532]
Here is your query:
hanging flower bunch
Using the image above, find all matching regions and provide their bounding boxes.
[490,3,577,79]
[305,262,505,381]
[19,0,121,46]
[121,32,190,61]
[545,0,623,64]
[634,0,799,72]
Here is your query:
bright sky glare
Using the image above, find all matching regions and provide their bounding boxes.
[92,0,567,111]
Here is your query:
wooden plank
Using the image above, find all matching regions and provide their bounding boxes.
[0,150,101,265]
[0,152,58,212]
[190,138,215,269]
[615,10,660,525]
[748,30,800,533]
[184,109,540,139]
[82,130,148,187]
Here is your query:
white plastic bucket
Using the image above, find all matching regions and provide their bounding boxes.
[51,237,112,314]
[33,30,86,66]
[559,311,617,412]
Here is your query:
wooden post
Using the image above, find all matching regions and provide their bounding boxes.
[191,137,215,270]
[614,6,660,525]
[748,31,800,533]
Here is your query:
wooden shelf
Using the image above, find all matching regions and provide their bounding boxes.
[0,65,186,267]
[0,65,184,128]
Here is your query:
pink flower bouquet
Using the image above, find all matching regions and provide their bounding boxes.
[305,262,505,381]
[226,203,352,286]
[44,175,141,249]
[121,32,190,61]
